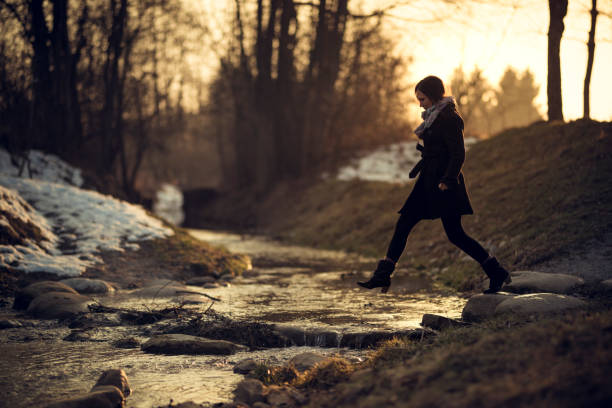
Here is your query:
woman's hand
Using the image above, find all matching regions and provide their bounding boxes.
[438,182,449,191]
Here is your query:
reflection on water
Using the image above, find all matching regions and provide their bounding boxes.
[0,229,466,407]
[0,339,355,407]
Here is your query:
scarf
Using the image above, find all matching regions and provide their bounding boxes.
[414,96,455,139]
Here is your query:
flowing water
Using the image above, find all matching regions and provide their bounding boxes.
[0,229,466,407]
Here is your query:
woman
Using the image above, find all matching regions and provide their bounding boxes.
[357,75,511,294]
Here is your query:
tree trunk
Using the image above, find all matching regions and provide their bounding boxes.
[50,0,83,154]
[101,0,128,175]
[28,0,51,150]
[304,0,349,169]
[276,0,297,177]
[583,0,598,119]
[547,0,568,122]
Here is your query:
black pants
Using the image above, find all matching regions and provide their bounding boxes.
[386,212,489,264]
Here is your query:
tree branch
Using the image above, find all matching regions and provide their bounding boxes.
[293,0,411,20]
[0,0,29,36]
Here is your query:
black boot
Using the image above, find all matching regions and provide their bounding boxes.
[357,259,395,293]
[481,257,511,294]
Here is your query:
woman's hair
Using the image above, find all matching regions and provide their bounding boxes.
[415,76,445,102]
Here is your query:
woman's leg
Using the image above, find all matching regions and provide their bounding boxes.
[386,212,422,263]
[441,215,511,293]
[358,212,421,292]
[440,215,489,263]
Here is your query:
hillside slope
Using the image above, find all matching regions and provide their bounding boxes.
[245,120,612,290]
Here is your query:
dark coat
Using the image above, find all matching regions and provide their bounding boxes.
[399,104,474,219]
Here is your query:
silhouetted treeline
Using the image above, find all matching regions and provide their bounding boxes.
[209,0,411,192]
[450,66,542,138]
[0,0,195,200]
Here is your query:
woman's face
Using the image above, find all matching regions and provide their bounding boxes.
[416,90,433,109]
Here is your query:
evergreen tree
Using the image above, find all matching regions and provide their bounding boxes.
[492,67,542,134]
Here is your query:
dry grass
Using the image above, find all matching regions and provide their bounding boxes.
[249,356,357,390]
[304,308,612,408]
[249,363,299,385]
[293,357,356,390]
[150,227,249,278]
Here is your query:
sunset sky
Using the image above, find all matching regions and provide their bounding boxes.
[387,0,612,122]
[190,0,611,122]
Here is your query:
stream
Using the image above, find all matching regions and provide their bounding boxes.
[0,229,466,407]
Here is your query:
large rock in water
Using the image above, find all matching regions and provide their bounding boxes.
[495,293,587,315]
[13,281,78,310]
[141,334,248,355]
[461,293,515,322]
[45,368,130,408]
[462,292,587,322]
[44,386,125,408]
[60,278,116,294]
[289,352,327,372]
[92,369,131,397]
[504,271,584,294]
[26,292,93,319]
[234,358,259,374]
[421,314,468,330]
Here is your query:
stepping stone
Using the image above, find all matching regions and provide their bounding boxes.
[13,281,78,310]
[45,369,130,408]
[141,334,248,355]
[234,358,259,374]
[93,369,131,398]
[44,386,125,408]
[495,293,587,315]
[462,293,515,322]
[26,292,93,319]
[60,278,116,294]
[504,271,584,294]
[289,352,327,372]
[421,314,468,330]
[462,292,587,322]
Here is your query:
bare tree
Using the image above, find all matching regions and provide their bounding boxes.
[547,0,568,122]
[0,0,194,201]
[583,0,598,119]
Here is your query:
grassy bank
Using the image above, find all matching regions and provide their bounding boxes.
[197,120,612,291]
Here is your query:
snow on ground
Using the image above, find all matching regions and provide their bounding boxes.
[0,148,83,187]
[336,138,478,183]
[153,183,185,226]
[0,148,173,276]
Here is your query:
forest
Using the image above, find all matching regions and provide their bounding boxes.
[3,0,599,202]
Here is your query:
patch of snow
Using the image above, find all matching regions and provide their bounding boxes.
[0,175,173,277]
[0,148,83,187]
[153,183,184,226]
[335,138,478,183]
